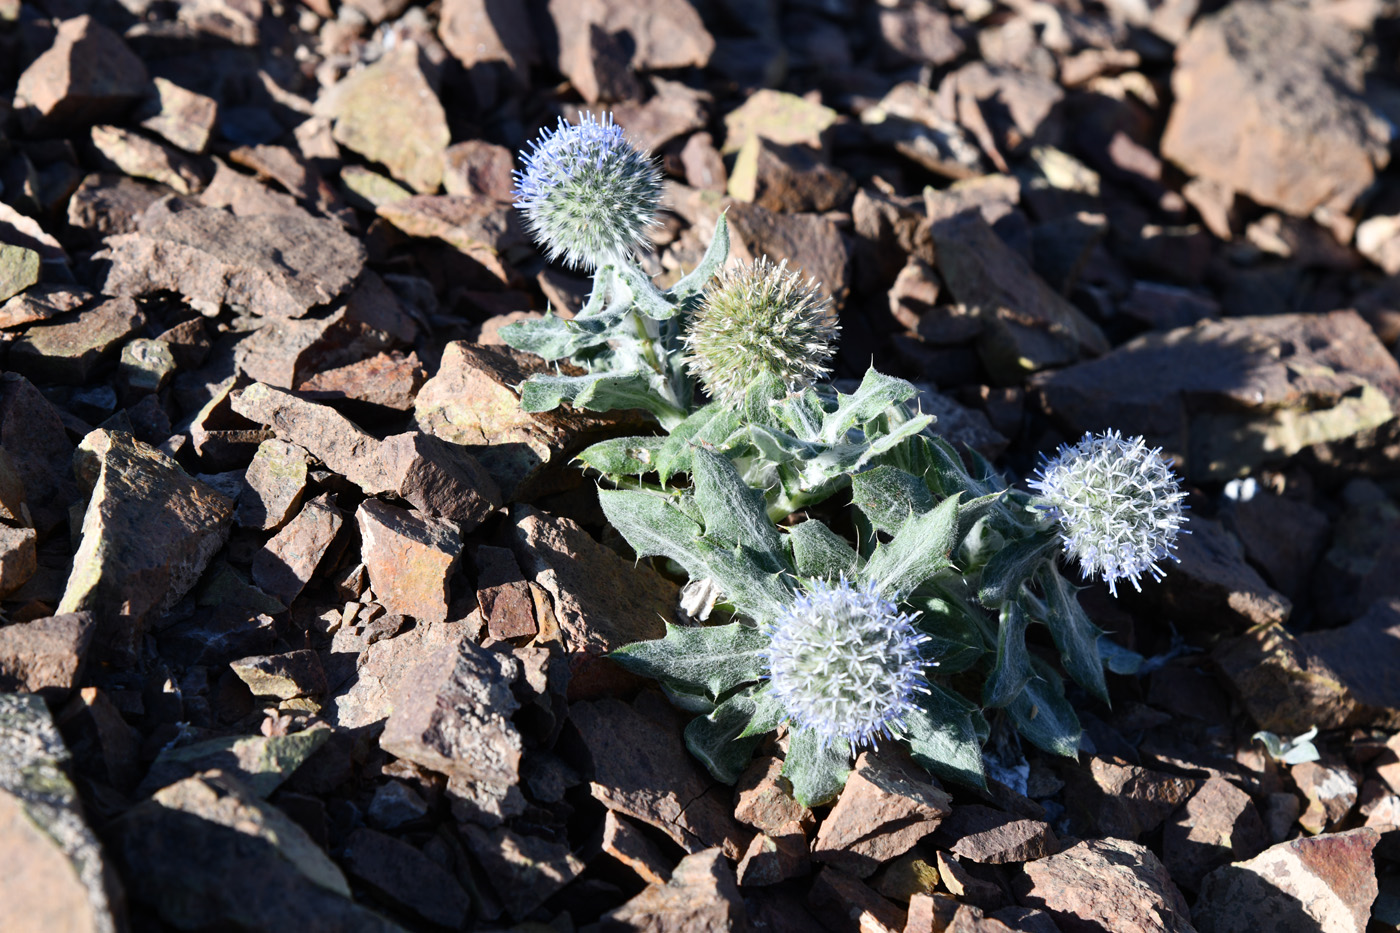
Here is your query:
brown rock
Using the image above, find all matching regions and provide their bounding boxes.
[1064,757,1199,841]
[342,828,472,928]
[474,544,537,641]
[55,686,141,791]
[936,804,1059,865]
[813,752,952,878]
[735,755,814,835]
[415,341,649,501]
[0,375,78,534]
[509,505,673,697]
[1292,759,1360,834]
[231,383,385,493]
[320,45,449,194]
[376,431,501,531]
[356,499,462,624]
[1192,828,1378,933]
[138,77,218,154]
[723,89,838,155]
[904,892,962,933]
[1016,838,1195,933]
[325,616,465,729]
[1161,0,1388,220]
[862,82,987,180]
[14,15,149,133]
[0,284,91,331]
[233,310,396,392]
[58,429,234,665]
[613,79,710,153]
[1213,623,1358,734]
[876,2,964,67]
[438,0,538,76]
[237,438,309,531]
[932,212,1107,384]
[727,201,850,305]
[0,612,94,700]
[298,351,425,411]
[681,132,727,193]
[226,144,352,224]
[809,866,906,933]
[571,697,748,858]
[136,730,331,800]
[1299,598,1400,724]
[7,297,146,385]
[548,0,713,83]
[89,125,204,195]
[230,649,328,699]
[250,493,342,606]
[67,173,170,238]
[1220,487,1328,603]
[599,848,745,932]
[555,20,640,105]
[1162,777,1268,891]
[729,137,855,214]
[442,140,516,202]
[737,825,810,887]
[462,822,585,919]
[376,194,524,282]
[103,206,365,319]
[600,810,672,885]
[936,851,1008,911]
[0,524,36,599]
[201,160,301,218]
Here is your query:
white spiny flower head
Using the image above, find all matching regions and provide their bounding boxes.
[683,257,839,407]
[762,578,931,753]
[1028,429,1188,597]
[513,112,663,271]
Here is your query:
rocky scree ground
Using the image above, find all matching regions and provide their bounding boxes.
[2,0,1400,930]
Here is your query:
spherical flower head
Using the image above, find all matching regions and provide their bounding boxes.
[513,112,663,271]
[683,257,839,407]
[763,578,930,753]
[1028,430,1188,597]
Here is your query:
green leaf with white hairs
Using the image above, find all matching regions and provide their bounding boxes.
[691,447,784,567]
[983,600,1033,709]
[910,594,988,674]
[861,493,961,597]
[597,488,707,579]
[904,683,989,789]
[786,520,862,580]
[1098,637,1144,675]
[820,368,921,444]
[518,371,684,424]
[576,435,665,477]
[852,466,935,534]
[609,621,767,701]
[1008,658,1082,758]
[977,531,1058,608]
[783,727,851,807]
[499,312,614,361]
[695,540,794,623]
[615,259,680,320]
[669,212,730,301]
[1037,564,1109,704]
[684,683,780,784]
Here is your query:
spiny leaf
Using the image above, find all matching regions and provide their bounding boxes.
[977,531,1058,608]
[862,493,961,597]
[685,683,779,784]
[1008,658,1082,758]
[670,212,730,301]
[983,600,1033,709]
[597,489,706,579]
[904,683,989,789]
[783,727,851,807]
[610,622,767,700]
[786,520,862,580]
[1038,564,1108,704]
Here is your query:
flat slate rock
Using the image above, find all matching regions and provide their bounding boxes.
[102,206,365,319]
[1015,837,1196,933]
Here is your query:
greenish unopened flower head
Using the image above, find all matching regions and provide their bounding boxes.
[1028,430,1188,597]
[683,257,839,407]
[513,112,663,270]
[763,578,930,752]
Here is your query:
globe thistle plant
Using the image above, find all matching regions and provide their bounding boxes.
[513,112,663,270]
[1028,430,1188,596]
[764,578,931,753]
[683,257,839,407]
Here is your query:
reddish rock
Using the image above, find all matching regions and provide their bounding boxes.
[442,140,516,202]
[613,79,709,152]
[375,431,501,531]
[571,697,748,858]
[461,823,586,919]
[547,0,713,79]
[473,544,537,641]
[808,866,906,933]
[1292,759,1360,834]
[599,848,743,932]
[737,825,810,887]
[0,284,91,330]
[936,804,1059,865]
[813,752,952,878]
[509,505,673,697]
[231,383,385,494]
[298,351,425,411]
[438,0,538,77]
[600,810,672,885]
[936,851,1008,911]
[1162,777,1268,891]
[0,524,36,599]
[0,612,95,700]
[1016,838,1195,933]
[14,15,149,133]
[735,755,814,835]
[7,296,146,385]
[1161,0,1388,220]
[1213,623,1358,735]
[376,194,524,283]
[1064,757,1199,841]
[681,132,727,193]
[356,499,462,625]
[1193,828,1378,933]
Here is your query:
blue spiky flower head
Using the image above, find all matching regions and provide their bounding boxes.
[763,578,930,753]
[683,257,839,407]
[1028,429,1188,597]
[513,112,663,271]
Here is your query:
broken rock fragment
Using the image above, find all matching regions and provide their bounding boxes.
[342,828,472,928]
[599,848,743,931]
[237,438,309,531]
[251,493,343,606]
[376,431,500,531]
[1015,837,1195,933]
[813,752,952,878]
[356,499,462,624]
[231,383,384,493]
[0,612,95,700]
[14,15,149,133]
[58,429,234,665]
[462,823,586,919]
[6,297,146,385]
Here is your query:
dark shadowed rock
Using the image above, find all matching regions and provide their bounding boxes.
[438,0,538,78]
[251,493,343,605]
[58,429,234,665]
[613,79,709,152]
[376,194,525,283]
[326,618,466,729]
[1213,623,1359,734]
[729,138,856,214]
[936,804,1059,865]
[0,612,94,701]
[1063,757,1199,841]
[67,174,170,238]
[136,730,330,799]
[0,693,125,933]
[571,696,749,858]
[1161,0,1388,221]
[1299,598,1400,725]
[737,826,810,887]
[808,866,906,933]
[0,524,36,598]
[462,822,586,919]
[1015,838,1195,933]
[0,374,77,533]
[14,15,149,133]
[110,771,402,932]
[342,828,472,928]
[1193,828,1378,933]
[813,752,952,878]
[103,207,365,319]
[442,140,517,201]
[90,125,204,195]
[727,202,850,306]
[599,848,744,932]
[1162,777,1268,891]
[509,505,673,697]
[230,649,328,699]
[7,297,146,385]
